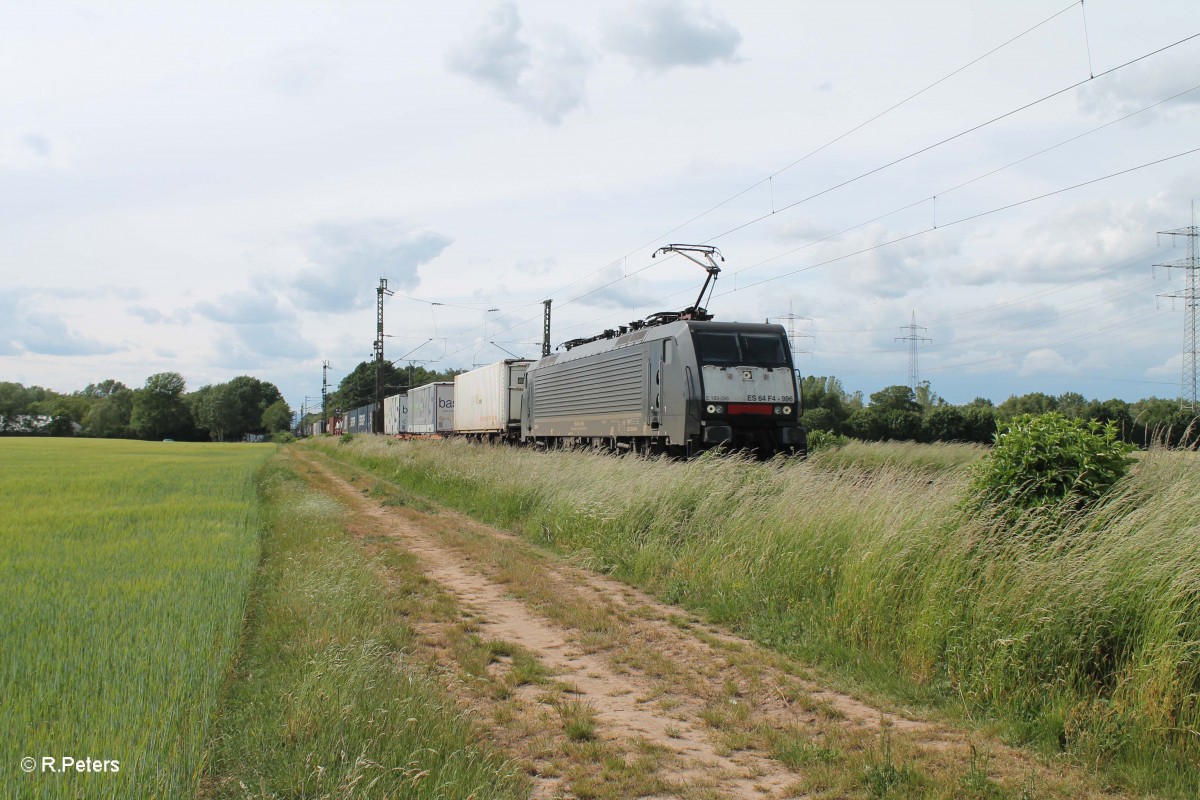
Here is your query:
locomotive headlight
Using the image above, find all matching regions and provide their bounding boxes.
[773,406,782,415]
[782,405,793,415]
[706,404,717,414]
[716,404,725,414]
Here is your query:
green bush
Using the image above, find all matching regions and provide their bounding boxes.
[806,428,849,453]
[270,431,295,444]
[968,412,1135,515]
[339,432,355,445]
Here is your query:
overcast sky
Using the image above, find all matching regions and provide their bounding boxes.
[3,0,1199,414]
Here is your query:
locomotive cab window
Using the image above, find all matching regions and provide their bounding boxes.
[741,334,788,366]
[693,332,741,365]
[693,331,789,367]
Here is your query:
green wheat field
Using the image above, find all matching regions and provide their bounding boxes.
[0,439,273,799]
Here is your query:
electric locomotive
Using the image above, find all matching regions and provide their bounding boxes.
[521,245,806,458]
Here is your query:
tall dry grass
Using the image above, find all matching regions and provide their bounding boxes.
[317,436,1200,794]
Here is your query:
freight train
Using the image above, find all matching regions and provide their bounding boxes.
[332,319,805,458]
[328,245,807,457]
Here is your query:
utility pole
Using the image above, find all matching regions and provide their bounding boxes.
[768,301,813,359]
[896,311,931,395]
[374,278,394,432]
[542,299,552,356]
[1155,203,1200,410]
[321,360,329,431]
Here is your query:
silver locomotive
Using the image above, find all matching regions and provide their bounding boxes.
[521,245,805,457]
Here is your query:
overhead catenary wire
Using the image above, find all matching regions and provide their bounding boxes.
[619,0,1085,259]
[394,20,1200,379]
[541,145,1200,350]
[700,30,1200,246]
[465,31,1200,357]
[727,82,1200,283]
[464,1,1085,333]
[703,146,1200,309]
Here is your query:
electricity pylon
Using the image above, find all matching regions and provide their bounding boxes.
[1155,203,1200,410]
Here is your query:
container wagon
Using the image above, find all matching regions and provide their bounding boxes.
[453,359,532,441]
[383,393,408,435]
[344,403,376,434]
[408,382,455,435]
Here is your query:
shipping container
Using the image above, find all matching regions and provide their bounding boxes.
[453,359,532,437]
[408,383,455,434]
[344,403,377,434]
[383,393,409,434]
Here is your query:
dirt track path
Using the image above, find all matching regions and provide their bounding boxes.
[292,447,1121,800]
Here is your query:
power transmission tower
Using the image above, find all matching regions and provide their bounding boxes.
[1155,203,1200,410]
[896,311,931,394]
[768,301,813,359]
[542,299,552,357]
[374,278,394,432]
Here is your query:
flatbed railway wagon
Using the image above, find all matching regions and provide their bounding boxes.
[408,382,455,435]
[522,320,805,457]
[383,392,408,435]
[453,359,532,441]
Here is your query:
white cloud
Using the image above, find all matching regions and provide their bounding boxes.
[1019,347,1078,377]
[961,198,1167,285]
[266,44,340,96]
[770,216,839,243]
[602,0,742,72]
[0,289,124,356]
[195,291,290,325]
[0,133,67,171]
[292,221,452,313]
[570,266,652,311]
[825,224,954,299]
[446,3,594,125]
[128,305,192,325]
[1077,52,1200,122]
[218,321,317,363]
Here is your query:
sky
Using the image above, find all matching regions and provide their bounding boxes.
[2,0,1199,416]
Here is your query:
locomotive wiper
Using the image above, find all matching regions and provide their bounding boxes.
[652,244,723,321]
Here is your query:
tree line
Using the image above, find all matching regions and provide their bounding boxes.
[800,376,1200,447]
[7,366,1194,447]
[0,373,293,442]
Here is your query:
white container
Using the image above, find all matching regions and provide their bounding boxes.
[408,382,455,434]
[383,393,409,434]
[453,359,531,434]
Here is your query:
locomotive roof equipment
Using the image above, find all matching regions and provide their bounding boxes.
[561,244,726,352]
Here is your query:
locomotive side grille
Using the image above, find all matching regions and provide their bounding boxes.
[534,348,646,417]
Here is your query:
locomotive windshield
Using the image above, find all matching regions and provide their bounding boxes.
[693,331,790,367]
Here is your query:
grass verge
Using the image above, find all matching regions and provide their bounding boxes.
[200,452,526,800]
[310,435,1200,798]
